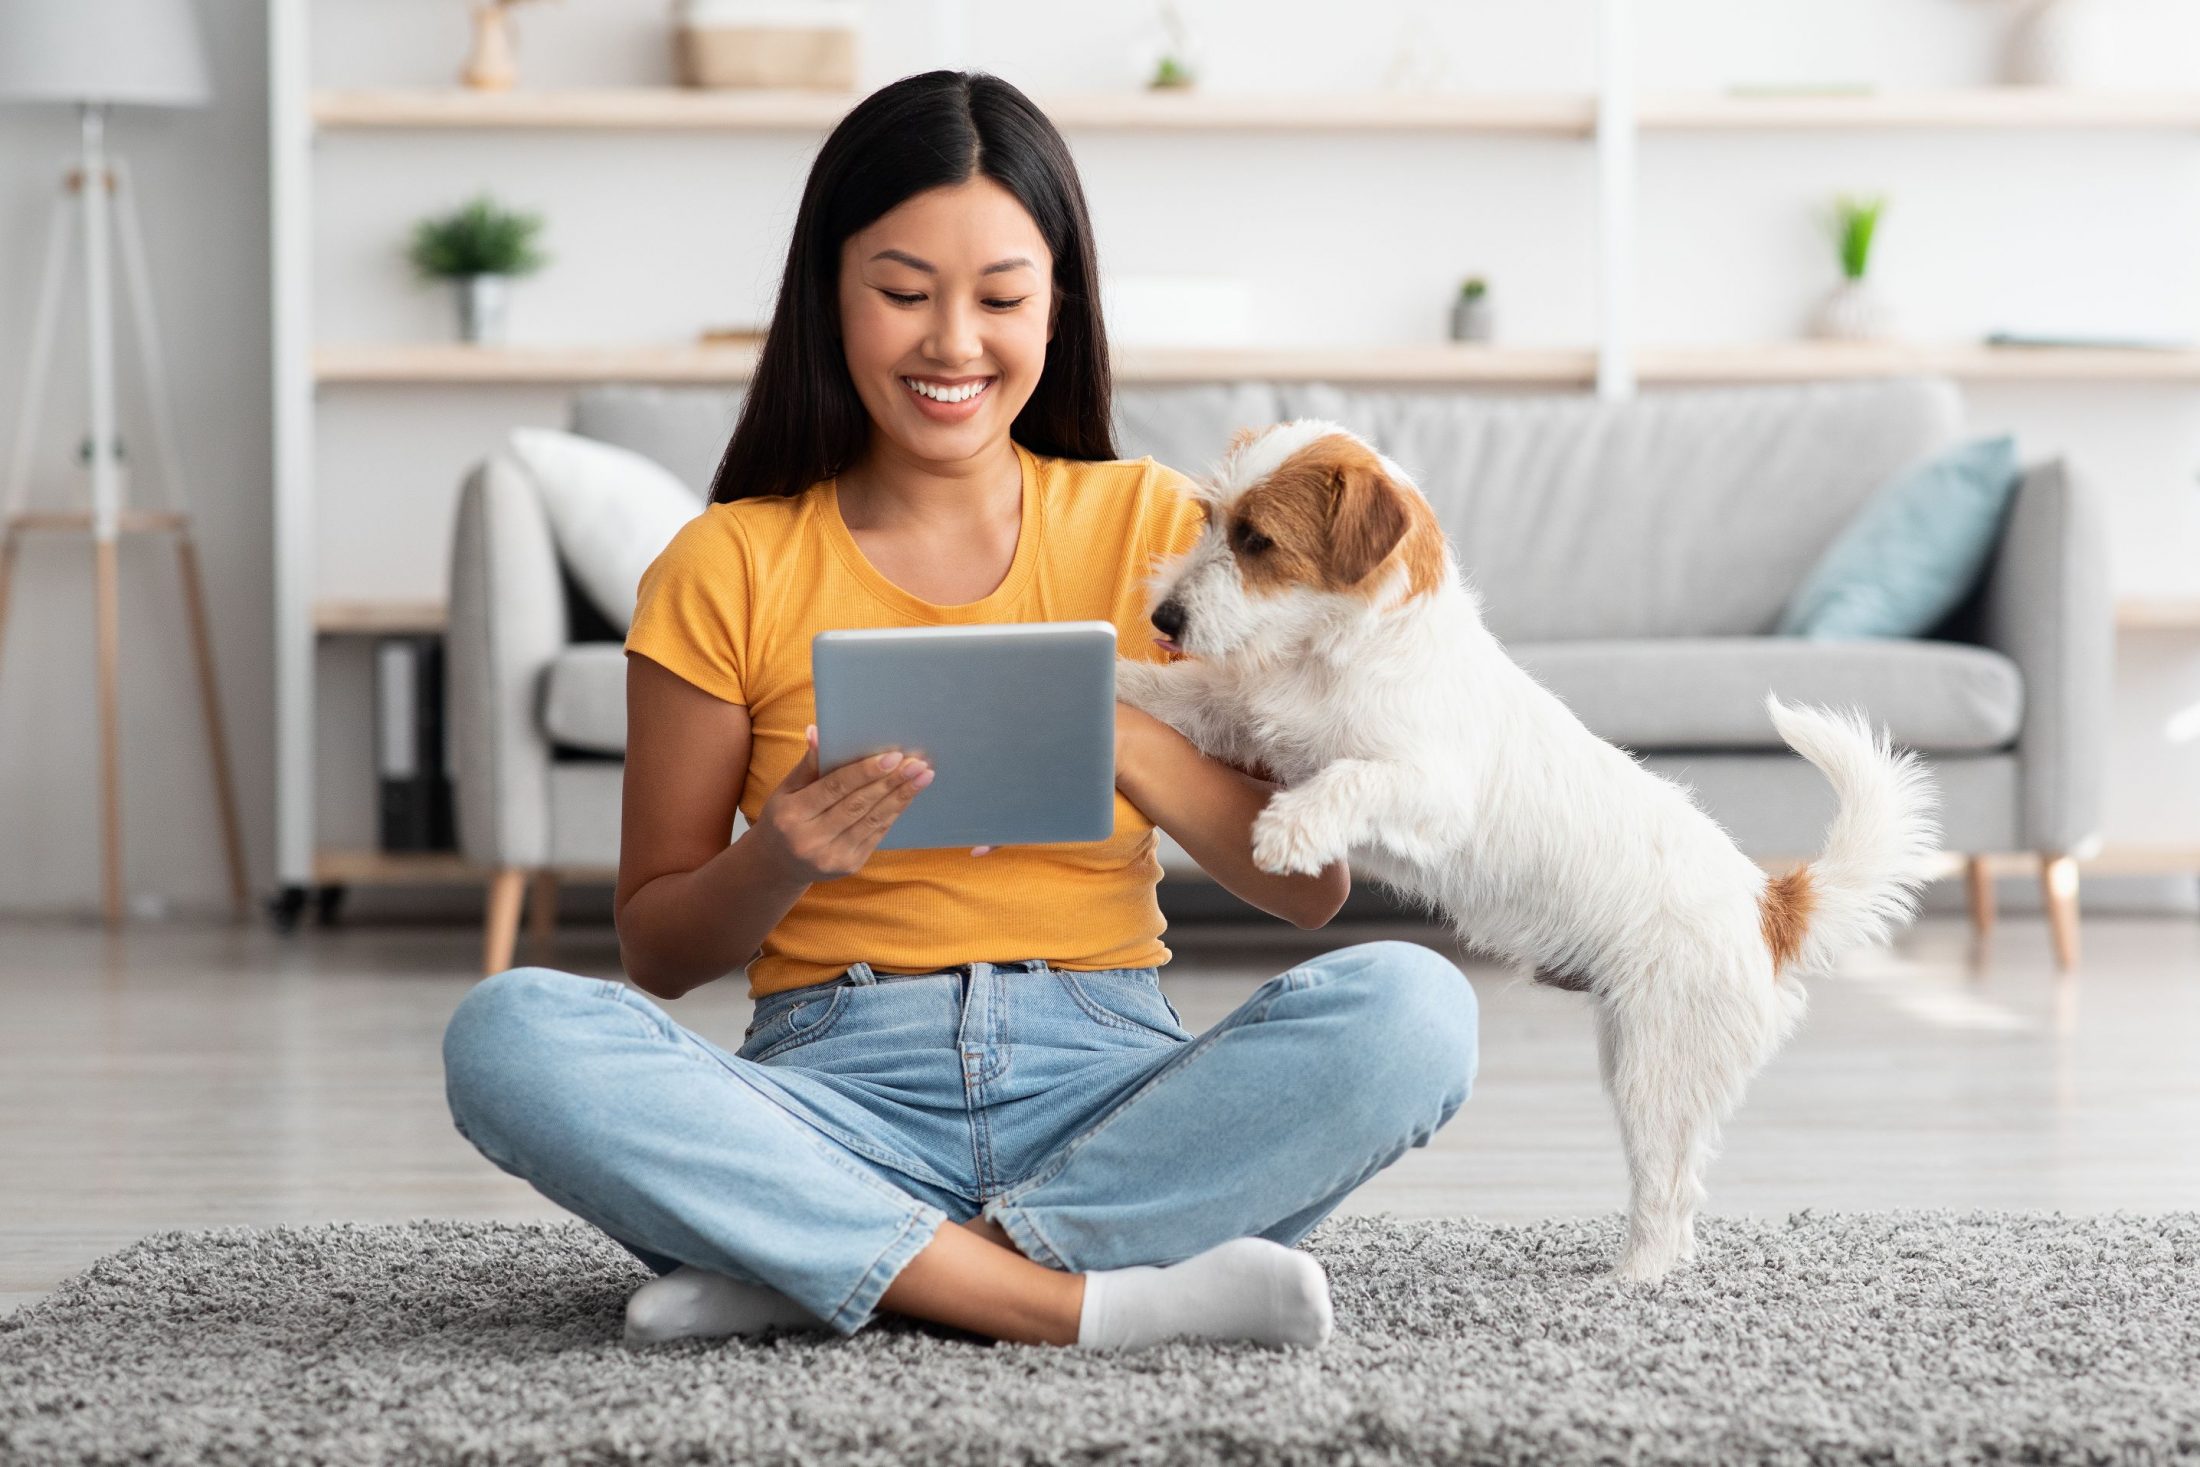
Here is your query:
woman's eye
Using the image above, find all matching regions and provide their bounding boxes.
[882,290,923,305]
[985,297,1028,310]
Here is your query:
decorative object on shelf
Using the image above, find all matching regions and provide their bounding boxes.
[698,324,768,346]
[0,0,250,927]
[674,0,859,91]
[1142,1,1200,90]
[2000,0,2114,87]
[1450,276,1494,342]
[1809,193,1895,342]
[461,0,552,92]
[407,194,548,344]
[1383,5,1455,93]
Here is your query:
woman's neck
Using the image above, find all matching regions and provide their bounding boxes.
[835,435,1021,534]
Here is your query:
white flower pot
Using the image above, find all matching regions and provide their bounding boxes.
[456,274,510,344]
[1811,278,1897,342]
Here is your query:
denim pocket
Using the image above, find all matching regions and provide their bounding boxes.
[1056,967,1192,1042]
[740,983,850,1061]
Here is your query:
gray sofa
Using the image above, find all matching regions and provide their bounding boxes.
[447,375,2111,976]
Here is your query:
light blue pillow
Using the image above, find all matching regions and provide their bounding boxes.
[1775,434,2022,639]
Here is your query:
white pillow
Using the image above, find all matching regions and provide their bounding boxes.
[505,426,704,631]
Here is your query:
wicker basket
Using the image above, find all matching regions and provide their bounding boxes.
[674,0,859,91]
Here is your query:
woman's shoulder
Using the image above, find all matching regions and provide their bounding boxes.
[1028,446,1200,504]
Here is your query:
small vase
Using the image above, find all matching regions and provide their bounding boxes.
[1810,277,1896,342]
[462,4,519,91]
[1449,295,1494,342]
[2003,0,2109,86]
[456,274,509,344]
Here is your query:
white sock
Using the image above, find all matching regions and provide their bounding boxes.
[622,1264,823,1345]
[1075,1236,1334,1351]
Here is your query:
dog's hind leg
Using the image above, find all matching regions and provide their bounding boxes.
[1594,976,1769,1283]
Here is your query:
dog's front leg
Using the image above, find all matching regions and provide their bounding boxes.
[1115,657,1241,761]
[1251,758,1460,877]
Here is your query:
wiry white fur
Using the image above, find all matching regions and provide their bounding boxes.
[1120,421,1943,1283]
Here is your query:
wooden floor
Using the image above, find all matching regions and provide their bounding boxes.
[4,911,2197,1316]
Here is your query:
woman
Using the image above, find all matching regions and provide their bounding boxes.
[440,70,1478,1353]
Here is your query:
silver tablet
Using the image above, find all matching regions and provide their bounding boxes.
[812,620,1118,852]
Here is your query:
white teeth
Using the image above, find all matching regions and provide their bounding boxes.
[903,377,989,404]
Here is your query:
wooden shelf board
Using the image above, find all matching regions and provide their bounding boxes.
[2116,597,2200,631]
[1641,88,2200,131]
[311,86,2200,136]
[312,87,1598,135]
[315,598,448,636]
[313,339,2200,387]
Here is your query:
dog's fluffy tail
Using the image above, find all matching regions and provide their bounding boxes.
[1762,694,1941,980]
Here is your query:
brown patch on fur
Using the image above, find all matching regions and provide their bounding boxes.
[1759,864,1817,973]
[1233,434,1448,603]
[1227,425,1263,456]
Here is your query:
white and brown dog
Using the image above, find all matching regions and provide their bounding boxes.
[1117,420,1941,1282]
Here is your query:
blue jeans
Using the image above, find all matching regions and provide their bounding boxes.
[440,938,1477,1336]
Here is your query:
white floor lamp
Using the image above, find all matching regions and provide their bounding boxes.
[0,0,250,926]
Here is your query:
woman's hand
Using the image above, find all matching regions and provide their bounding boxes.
[751,724,937,883]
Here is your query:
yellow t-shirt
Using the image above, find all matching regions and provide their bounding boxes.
[623,437,1208,999]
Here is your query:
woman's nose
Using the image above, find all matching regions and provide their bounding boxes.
[925,300,983,364]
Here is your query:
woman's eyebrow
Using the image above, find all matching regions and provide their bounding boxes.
[868,248,1037,277]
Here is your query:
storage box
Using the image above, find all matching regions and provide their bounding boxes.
[674,0,860,91]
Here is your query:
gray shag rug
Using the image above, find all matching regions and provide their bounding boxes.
[3,1211,2197,1465]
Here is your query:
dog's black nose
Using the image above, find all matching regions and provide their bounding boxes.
[1152,600,1187,639]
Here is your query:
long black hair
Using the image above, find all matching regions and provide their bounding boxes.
[707,70,1116,505]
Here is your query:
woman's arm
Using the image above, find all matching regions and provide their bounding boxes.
[1114,704,1350,929]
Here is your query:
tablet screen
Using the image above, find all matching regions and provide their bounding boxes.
[812,620,1118,851]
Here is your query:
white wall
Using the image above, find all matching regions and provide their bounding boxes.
[4,0,2198,915]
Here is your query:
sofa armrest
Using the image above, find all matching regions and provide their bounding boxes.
[446,452,568,869]
[1976,456,2113,853]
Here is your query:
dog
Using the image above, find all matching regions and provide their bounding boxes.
[1116,420,1941,1282]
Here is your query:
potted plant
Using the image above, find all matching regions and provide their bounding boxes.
[407,194,548,345]
[1450,276,1493,342]
[1809,194,1894,342]
[1145,2,1198,90]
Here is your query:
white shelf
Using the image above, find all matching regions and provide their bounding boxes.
[310,339,2200,387]
[309,86,2200,136]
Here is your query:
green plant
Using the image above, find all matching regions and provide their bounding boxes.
[1459,276,1488,301]
[1829,194,1886,281]
[407,194,548,280]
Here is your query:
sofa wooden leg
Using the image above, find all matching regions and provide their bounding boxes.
[528,870,560,957]
[2039,854,2080,971]
[1965,855,1996,940]
[484,867,527,976]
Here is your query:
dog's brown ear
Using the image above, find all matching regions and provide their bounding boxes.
[1227,425,1263,455]
[1325,458,1411,587]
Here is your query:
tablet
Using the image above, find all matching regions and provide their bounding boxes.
[811,620,1118,852]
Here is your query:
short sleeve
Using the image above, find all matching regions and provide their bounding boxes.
[1147,461,1207,564]
[1143,462,1208,664]
[623,510,749,705]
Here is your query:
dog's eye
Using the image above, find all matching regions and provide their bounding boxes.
[1233,523,1272,554]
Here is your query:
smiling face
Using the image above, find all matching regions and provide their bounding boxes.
[1147,421,1449,660]
[836,175,1055,466]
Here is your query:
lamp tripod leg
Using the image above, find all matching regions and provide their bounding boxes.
[94,533,124,929]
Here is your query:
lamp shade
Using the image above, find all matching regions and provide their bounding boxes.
[0,0,211,109]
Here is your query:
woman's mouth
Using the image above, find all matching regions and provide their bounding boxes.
[901,374,994,423]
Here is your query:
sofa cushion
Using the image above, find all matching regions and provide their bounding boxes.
[1512,636,2022,752]
[541,644,629,754]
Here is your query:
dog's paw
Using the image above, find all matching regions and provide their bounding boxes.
[1114,657,1168,712]
[1252,793,1342,877]
[1610,1247,1683,1285]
